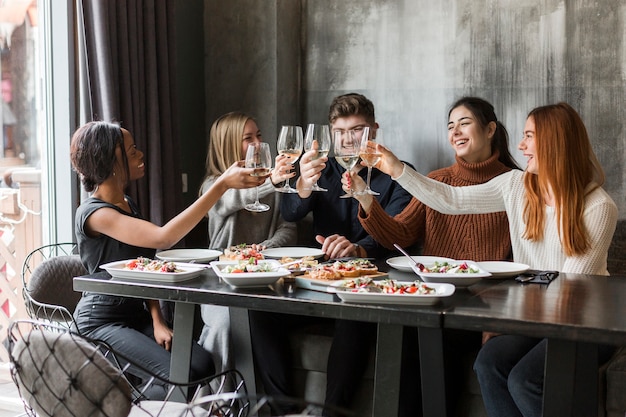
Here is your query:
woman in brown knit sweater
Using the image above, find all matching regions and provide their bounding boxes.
[347,96,521,417]
[351,96,521,261]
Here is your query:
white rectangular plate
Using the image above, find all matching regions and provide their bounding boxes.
[210,260,290,288]
[334,281,455,305]
[100,260,204,283]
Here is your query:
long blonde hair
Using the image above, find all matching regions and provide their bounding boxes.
[522,102,605,256]
[203,111,253,182]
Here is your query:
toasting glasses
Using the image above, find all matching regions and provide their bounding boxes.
[304,123,331,192]
[333,127,369,198]
[358,127,383,195]
[276,126,303,194]
[244,142,272,212]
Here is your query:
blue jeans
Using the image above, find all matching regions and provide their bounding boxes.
[473,335,544,417]
[74,293,214,398]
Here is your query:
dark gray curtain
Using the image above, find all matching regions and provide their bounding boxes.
[76,0,182,227]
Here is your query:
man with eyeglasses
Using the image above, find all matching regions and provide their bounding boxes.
[282,92,413,260]
[249,93,412,415]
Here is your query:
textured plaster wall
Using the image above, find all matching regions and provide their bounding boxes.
[203,0,626,217]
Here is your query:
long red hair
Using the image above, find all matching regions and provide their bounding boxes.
[522,103,605,256]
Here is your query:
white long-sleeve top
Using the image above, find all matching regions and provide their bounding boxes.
[395,166,617,275]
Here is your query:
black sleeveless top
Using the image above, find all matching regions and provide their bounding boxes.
[75,196,156,274]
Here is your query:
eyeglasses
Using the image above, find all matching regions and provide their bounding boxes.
[515,270,559,284]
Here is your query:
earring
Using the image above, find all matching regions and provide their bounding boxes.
[113,171,116,176]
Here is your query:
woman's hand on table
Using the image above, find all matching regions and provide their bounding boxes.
[296,140,327,198]
[271,154,295,185]
[249,243,267,252]
[316,234,358,259]
[374,143,405,179]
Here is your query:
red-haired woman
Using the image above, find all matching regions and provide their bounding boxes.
[372,102,617,416]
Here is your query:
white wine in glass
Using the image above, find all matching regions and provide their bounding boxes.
[304,123,331,192]
[276,126,303,194]
[358,127,382,195]
[333,128,367,198]
[244,142,272,212]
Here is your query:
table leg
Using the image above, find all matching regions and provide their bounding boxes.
[418,327,446,417]
[230,307,258,410]
[544,339,598,417]
[573,342,598,416]
[170,301,195,401]
[373,323,402,417]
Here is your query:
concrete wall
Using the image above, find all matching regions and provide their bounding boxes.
[201,0,626,218]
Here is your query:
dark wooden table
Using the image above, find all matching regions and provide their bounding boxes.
[443,272,626,417]
[74,266,626,417]
[74,266,473,417]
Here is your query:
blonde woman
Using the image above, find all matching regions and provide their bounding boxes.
[198,111,296,374]
[200,111,296,250]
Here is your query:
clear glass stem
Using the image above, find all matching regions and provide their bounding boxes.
[365,166,373,191]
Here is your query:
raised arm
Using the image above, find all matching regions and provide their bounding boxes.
[87,162,265,249]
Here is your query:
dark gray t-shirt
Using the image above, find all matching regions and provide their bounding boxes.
[74,196,155,274]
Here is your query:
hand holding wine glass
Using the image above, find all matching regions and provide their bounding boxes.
[358,127,383,195]
[244,142,272,212]
[333,127,368,198]
[304,124,331,192]
[276,126,303,193]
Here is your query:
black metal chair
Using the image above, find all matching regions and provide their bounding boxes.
[20,242,85,329]
[8,319,249,417]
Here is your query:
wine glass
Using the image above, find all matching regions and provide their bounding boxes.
[358,127,382,195]
[304,123,331,192]
[276,125,303,193]
[244,142,272,212]
[333,127,367,198]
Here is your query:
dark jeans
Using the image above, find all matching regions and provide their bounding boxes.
[74,293,214,399]
[473,335,616,417]
[248,311,375,415]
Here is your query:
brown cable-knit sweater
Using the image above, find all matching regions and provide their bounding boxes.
[359,152,514,261]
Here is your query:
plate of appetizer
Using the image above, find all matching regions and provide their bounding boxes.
[386,255,455,272]
[332,277,455,305]
[210,259,290,288]
[277,256,320,276]
[156,248,222,263]
[411,259,491,287]
[221,244,265,261]
[295,259,387,292]
[101,257,205,283]
[476,261,530,278]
